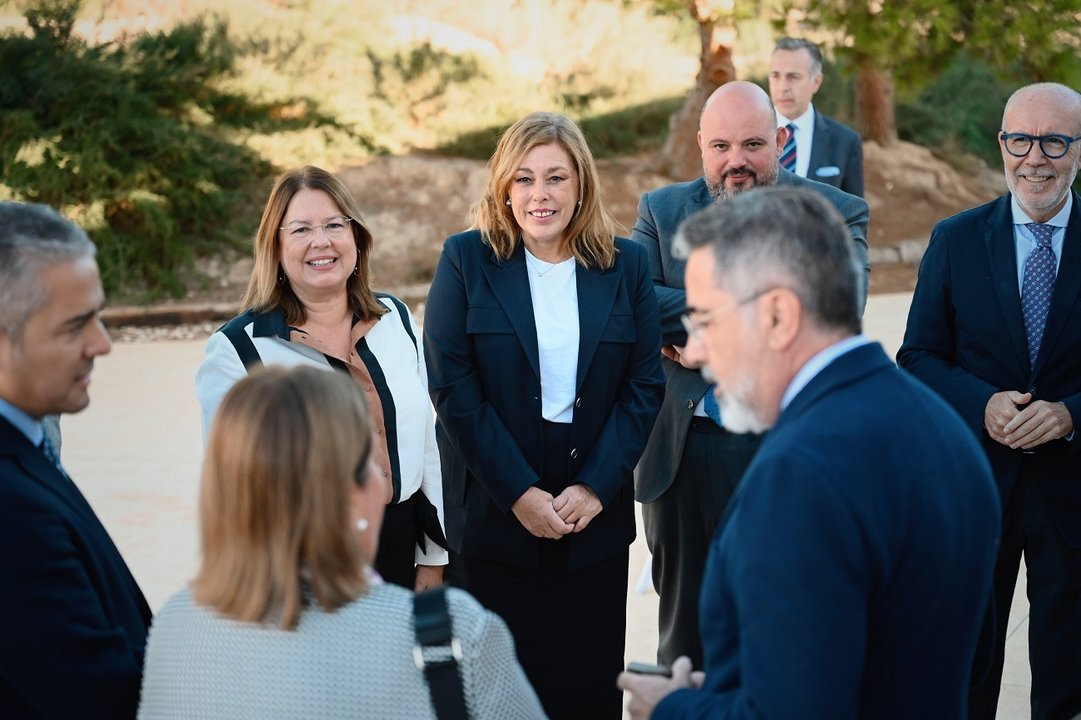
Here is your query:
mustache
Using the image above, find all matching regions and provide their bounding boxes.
[724,167,757,179]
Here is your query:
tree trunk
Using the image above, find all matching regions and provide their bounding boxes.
[853,58,897,146]
[651,1,736,180]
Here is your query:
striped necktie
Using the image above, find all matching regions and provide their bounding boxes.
[780,123,797,171]
[1020,222,1056,367]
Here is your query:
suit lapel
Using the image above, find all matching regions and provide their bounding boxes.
[1033,191,1081,376]
[806,111,830,173]
[479,244,541,381]
[984,196,1030,373]
[575,262,622,392]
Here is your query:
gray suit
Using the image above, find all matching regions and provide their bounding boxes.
[631,169,869,666]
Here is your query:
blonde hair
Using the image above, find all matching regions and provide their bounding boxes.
[241,166,387,326]
[193,366,372,630]
[470,112,620,269]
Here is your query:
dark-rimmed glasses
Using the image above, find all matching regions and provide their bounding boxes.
[1000,132,1081,160]
[680,287,779,341]
[280,216,353,241]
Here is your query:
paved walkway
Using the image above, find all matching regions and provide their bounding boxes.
[61,292,1029,716]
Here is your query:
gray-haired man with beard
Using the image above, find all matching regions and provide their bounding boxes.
[631,80,869,667]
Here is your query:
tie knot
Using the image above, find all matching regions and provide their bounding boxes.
[1026,222,1053,248]
[786,123,796,134]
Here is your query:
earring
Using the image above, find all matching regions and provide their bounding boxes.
[504,199,511,207]
[356,518,369,532]
[277,273,286,286]
[576,200,582,208]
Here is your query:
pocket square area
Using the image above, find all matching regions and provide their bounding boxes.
[815,166,841,177]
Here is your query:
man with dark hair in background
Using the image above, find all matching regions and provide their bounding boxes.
[769,36,864,197]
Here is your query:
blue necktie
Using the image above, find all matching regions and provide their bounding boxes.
[41,434,66,477]
[703,384,723,427]
[1021,222,1056,368]
[780,124,797,171]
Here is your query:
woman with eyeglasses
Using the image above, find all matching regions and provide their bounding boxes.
[140,366,546,718]
[196,166,447,592]
[424,112,666,719]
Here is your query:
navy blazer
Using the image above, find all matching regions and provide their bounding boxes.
[898,191,1081,546]
[806,111,864,197]
[630,172,870,504]
[424,230,665,570]
[654,343,1001,718]
[0,416,152,718]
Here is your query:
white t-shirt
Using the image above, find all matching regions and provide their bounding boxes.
[524,249,579,423]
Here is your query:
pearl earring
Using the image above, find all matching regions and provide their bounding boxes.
[505,199,511,207]
[356,518,369,531]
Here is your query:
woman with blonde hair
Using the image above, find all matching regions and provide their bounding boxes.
[196,166,446,591]
[424,112,665,718]
[139,366,545,718]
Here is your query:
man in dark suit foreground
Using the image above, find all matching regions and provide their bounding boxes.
[632,80,869,668]
[0,202,152,718]
[620,187,1000,718]
[899,82,1081,720]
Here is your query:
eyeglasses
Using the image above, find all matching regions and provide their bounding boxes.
[280,216,353,241]
[1000,132,1081,160]
[680,287,778,341]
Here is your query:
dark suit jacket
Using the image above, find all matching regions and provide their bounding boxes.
[898,192,1081,547]
[630,172,870,503]
[0,415,152,718]
[424,231,665,570]
[654,343,1001,718]
[805,111,864,197]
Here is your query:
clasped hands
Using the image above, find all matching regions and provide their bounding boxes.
[984,390,1073,450]
[511,484,601,539]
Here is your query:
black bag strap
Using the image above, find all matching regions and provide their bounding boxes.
[413,586,467,720]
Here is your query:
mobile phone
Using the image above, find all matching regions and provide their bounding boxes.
[626,661,672,677]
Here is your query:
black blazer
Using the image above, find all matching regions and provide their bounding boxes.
[806,111,864,197]
[898,191,1081,546]
[0,415,152,718]
[424,231,665,571]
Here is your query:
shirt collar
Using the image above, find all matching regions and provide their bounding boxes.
[777,104,815,133]
[1011,191,1072,228]
[0,397,44,446]
[780,334,871,413]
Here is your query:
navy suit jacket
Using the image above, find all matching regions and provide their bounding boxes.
[630,172,870,503]
[424,231,665,570]
[0,416,152,718]
[805,111,864,197]
[654,343,1001,719]
[898,191,1081,546]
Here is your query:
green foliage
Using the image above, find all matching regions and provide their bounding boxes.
[0,0,357,299]
[895,55,1014,167]
[435,96,685,160]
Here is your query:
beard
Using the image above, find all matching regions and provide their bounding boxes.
[701,365,770,435]
[704,159,780,203]
[1005,162,1079,216]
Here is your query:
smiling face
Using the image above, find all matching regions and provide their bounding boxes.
[278,188,358,304]
[507,142,580,256]
[0,257,111,419]
[1000,87,1081,222]
[699,83,785,202]
[769,48,822,121]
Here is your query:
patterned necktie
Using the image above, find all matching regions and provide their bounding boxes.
[41,433,67,477]
[1020,222,1057,367]
[780,124,797,171]
[703,384,723,427]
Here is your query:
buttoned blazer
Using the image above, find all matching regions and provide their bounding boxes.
[0,415,152,718]
[424,230,665,570]
[630,172,870,503]
[653,343,1000,717]
[806,112,865,197]
[898,191,1081,546]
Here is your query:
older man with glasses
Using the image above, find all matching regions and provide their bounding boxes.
[899,82,1081,720]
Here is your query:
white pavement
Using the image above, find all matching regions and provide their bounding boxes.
[59,292,1029,716]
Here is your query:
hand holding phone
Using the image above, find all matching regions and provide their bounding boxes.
[625,661,672,678]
